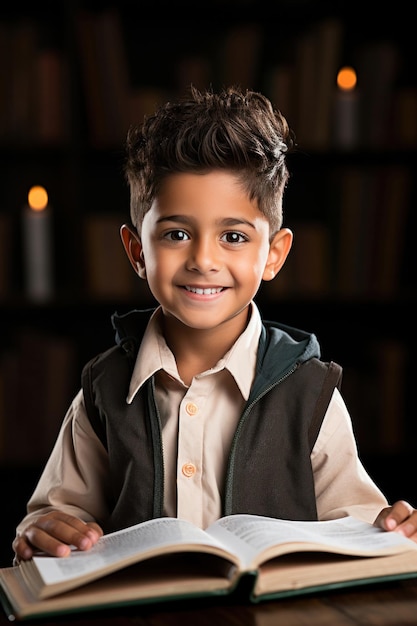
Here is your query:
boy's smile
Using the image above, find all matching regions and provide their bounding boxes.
[122,170,292,347]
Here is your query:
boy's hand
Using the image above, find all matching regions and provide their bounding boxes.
[374,500,417,542]
[13,511,103,561]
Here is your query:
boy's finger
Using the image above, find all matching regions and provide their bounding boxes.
[386,500,414,525]
[375,500,415,532]
[12,536,34,561]
[23,526,72,557]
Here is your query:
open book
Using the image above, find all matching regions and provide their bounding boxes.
[2,514,417,621]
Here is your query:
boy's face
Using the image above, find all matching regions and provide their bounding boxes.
[122,171,292,336]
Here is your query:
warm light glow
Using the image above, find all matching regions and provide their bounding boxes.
[28,185,48,212]
[337,67,357,92]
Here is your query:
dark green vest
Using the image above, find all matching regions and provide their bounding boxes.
[82,314,342,533]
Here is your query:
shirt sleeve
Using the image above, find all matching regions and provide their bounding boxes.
[312,387,388,523]
[15,389,111,536]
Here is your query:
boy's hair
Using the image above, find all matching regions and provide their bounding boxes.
[125,85,295,235]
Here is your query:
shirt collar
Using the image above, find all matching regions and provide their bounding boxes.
[126,302,262,403]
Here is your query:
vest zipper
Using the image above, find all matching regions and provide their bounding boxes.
[224,363,299,515]
[149,377,165,517]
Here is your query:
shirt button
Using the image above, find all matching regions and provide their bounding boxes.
[185,402,198,416]
[182,463,196,478]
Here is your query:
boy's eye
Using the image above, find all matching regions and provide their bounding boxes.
[221,231,247,244]
[165,230,189,241]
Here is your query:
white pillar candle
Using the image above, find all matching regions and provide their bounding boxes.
[333,66,359,150]
[23,185,53,302]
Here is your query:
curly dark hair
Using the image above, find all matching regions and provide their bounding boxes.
[125,85,295,235]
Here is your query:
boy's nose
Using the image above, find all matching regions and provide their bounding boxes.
[186,238,220,273]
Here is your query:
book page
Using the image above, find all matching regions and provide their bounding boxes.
[254,548,417,597]
[206,515,417,570]
[25,517,238,598]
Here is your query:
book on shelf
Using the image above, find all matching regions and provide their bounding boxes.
[355,41,399,149]
[0,213,11,299]
[35,47,70,145]
[287,221,331,297]
[293,26,317,149]
[8,19,37,143]
[76,8,131,148]
[336,164,411,298]
[336,167,378,297]
[0,22,12,143]
[393,87,417,148]
[293,18,343,150]
[0,330,77,465]
[0,17,69,146]
[374,339,407,454]
[2,514,417,621]
[83,213,137,301]
[91,7,131,147]
[219,23,262,91]
[265,63,294,121]
[310,18,343,150]
[371,166,411,298]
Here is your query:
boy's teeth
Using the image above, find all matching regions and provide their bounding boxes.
[186,286,222,295]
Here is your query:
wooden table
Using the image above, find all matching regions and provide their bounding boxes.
[2,578,417,625]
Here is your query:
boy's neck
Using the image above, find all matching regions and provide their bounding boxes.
[161,310,250,386]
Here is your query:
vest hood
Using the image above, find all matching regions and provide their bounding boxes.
[110,308,321,401]
[249,319,321,401]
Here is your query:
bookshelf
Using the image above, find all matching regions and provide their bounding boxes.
[0,0,416,564]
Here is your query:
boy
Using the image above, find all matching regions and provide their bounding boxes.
[13,86,417,562]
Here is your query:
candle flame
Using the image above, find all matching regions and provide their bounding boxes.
[28,185,48,212]
[337,67,357,92]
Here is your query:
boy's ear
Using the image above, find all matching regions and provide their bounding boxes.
[262,228,293,281]
[120,223,146,279]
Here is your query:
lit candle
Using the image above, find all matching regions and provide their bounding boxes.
[333,66,359,150]
[23,185,53,302]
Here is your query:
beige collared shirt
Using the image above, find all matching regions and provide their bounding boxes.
[129,304,259,528]
[18,303,388,537]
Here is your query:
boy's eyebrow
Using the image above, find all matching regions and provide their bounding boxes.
[221,217,257,230]
[156,215,257,229]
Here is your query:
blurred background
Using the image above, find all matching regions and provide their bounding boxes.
[0,0,416,564]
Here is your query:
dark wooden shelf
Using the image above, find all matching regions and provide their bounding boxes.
[0,0,415,468]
